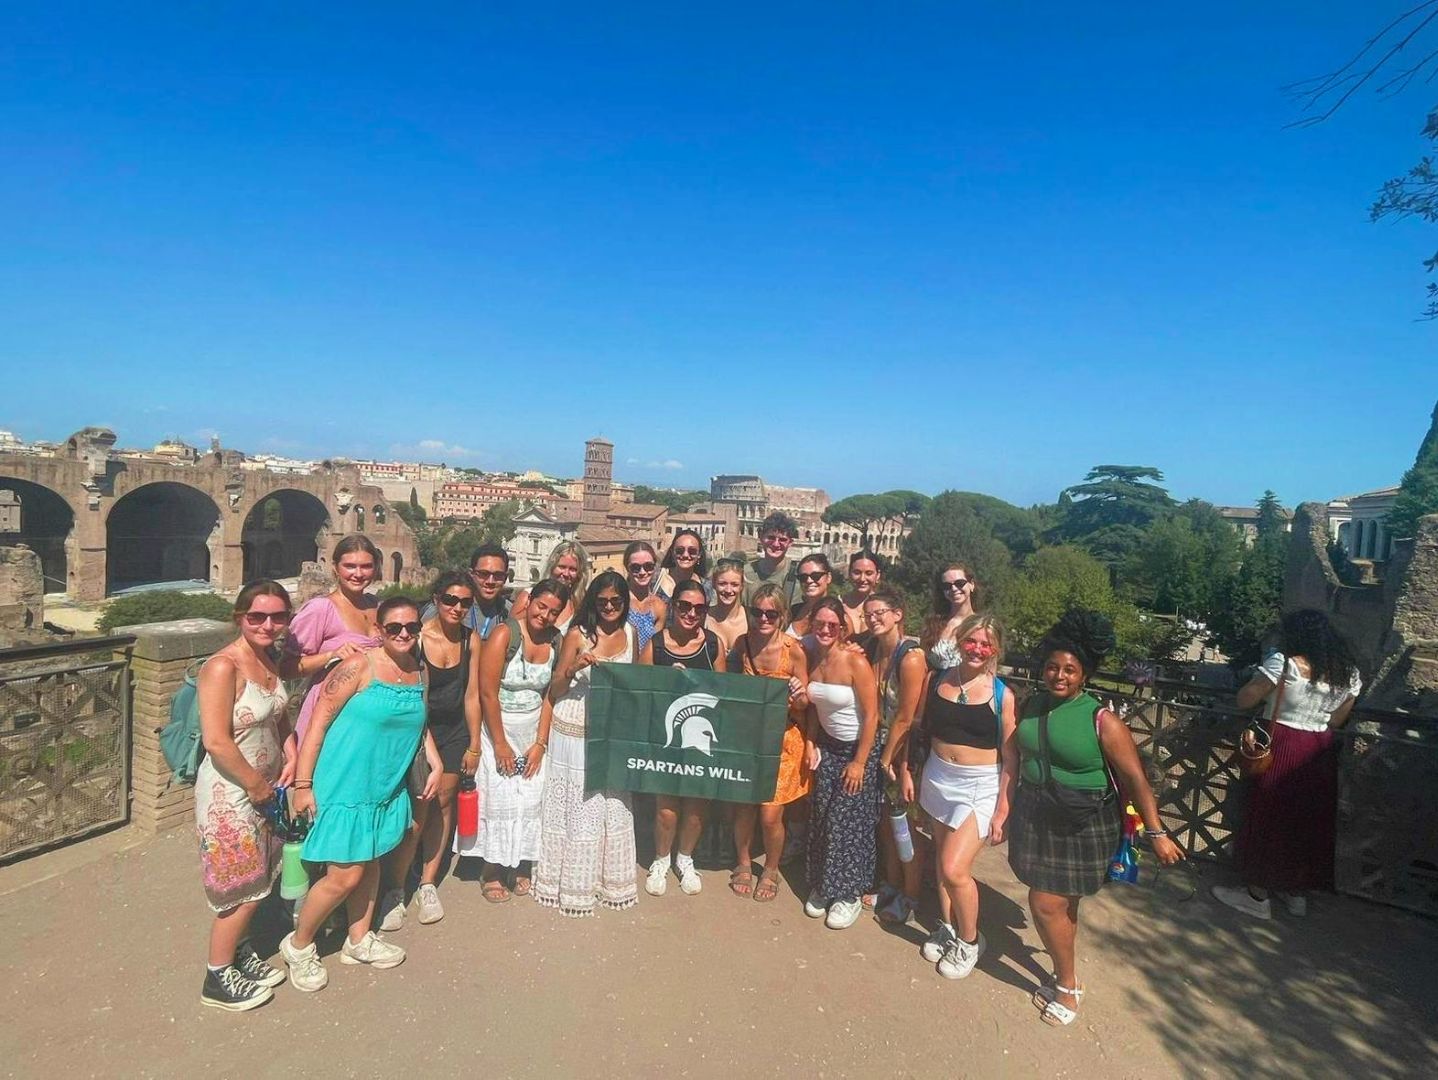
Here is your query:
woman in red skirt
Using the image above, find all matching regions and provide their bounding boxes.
[1213,610,1361,920]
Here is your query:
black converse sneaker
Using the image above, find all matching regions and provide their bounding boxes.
[236,942,286,988]
[200,965,274,1012]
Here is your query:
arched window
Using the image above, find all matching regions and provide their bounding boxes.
[355,505,366,531]
[374,503,387,525]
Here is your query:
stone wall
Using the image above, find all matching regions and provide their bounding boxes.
[1368,514,1438,713]
[0,544,44,641]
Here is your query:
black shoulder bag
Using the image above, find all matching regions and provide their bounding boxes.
[1035,706,1115,836]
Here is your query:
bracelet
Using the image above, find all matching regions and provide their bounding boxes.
[1146,827,1170,838]
[463,748,480,758]
[292,779,313,789]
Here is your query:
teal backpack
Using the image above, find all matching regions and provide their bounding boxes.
[158,661,206,785]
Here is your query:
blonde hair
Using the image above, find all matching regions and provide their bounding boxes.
[748,583,791,632]
[953,612,1005,672]
[544,540,591,604]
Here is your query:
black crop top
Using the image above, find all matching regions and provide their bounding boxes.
[652,629,720,671]
[923,679,999,751]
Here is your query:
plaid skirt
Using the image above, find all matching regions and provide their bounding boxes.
[1007,782,1121,896]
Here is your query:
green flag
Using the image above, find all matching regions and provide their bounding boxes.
[585,664,790,803]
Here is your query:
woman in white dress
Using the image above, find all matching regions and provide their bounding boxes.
[536,571,653,915]
[455,579,567,902]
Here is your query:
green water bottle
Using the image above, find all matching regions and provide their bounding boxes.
[280,840,308,901]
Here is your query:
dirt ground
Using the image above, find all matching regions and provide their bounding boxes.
[1,826,1434,1079]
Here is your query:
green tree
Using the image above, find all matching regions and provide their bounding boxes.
[824,490,931,548]
[394,498,427,529]
[946,492,1053,560]
[632,485,707,513]
[997,546,1148,662]
[1125,500,1242,619]
[892,491,1015,616]
[1207,492,1289,666]
[1055,465,1175,568]
[99,590,234,632]
[1388,400,1438,537]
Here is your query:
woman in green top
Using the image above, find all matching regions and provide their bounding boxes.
[1008,610,1183,1027]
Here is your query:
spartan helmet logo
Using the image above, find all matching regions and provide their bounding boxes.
[664,693,720,757]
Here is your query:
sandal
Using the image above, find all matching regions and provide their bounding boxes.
[512,876,533,898]
[753,869,781,903]
[1039,984,1084,1027]
[729,865,754,898]
[482,879,511,904]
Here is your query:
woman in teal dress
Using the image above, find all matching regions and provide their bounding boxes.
[281,596,442,994]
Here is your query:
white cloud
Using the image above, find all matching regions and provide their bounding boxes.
[391,440,488,464]
[626,458,685,470]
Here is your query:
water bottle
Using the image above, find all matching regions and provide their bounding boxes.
[457,777,479,841]
[280,840,309,901]
[889,808,915,863]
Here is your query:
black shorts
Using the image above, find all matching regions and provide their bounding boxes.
[429,720,471,774]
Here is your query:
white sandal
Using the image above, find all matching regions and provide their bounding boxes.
[1039,984,1084,1027]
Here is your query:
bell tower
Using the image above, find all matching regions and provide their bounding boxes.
[582,437,613,526]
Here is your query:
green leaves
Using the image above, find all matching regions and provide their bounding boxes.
[1387,401,1438,538]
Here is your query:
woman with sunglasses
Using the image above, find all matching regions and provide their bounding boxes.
[921,563,979,671]
[788,553,834,639]
[656,529,715,607]
[194,580,295,1011]
[511,541,590,635]
[906,613,1017,980]
[535,571,650,916]
[377,571,482,931]
[861,586,927,926]
[706,558,749,657]
[646,578,727,897]
[456,579,569,903]
[624,541,666,652]
[281,534,383,746]
[802,597,882,930]
[729,583,812,903]
[282,596,442,993]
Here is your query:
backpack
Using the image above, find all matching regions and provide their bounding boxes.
[158,660,206,785]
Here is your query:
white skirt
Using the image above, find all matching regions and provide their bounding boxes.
[455,703,547,867]
[919,756,1001,838]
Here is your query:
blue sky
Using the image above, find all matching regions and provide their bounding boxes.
[2,3,1433,508]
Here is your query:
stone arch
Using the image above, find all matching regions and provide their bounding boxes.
[391,550,403,581]
[105,481,221,593]
[374,547,384,582]
[355,505,366,531]
[241,489,331,580]
[0,476,76,595]
[373,503,387,525]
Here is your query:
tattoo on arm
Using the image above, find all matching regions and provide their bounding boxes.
[323,660,361,696]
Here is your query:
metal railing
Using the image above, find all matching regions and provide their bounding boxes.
[0,635,136,861]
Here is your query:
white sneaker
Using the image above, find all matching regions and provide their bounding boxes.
[416,883,444,924]
[804,892,828,919]
[937,932,986,979]
[279,932,329,993]
[377,887,407,932]
[645,859,669,896]
[825,897,863,930]
[1275,891,1307,917]
[921,922,956,963]
[677,862,702,896]
[1211,884,1272,921]
[341,930,406,969]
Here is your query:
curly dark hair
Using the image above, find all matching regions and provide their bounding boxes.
[1277,609,1356,689]
[1039,608,1116,678]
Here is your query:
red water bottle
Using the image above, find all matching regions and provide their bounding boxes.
[457,777,479,841]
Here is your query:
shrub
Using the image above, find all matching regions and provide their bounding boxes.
[98,590,234,632]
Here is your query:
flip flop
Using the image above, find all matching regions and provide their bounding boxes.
[512,876,533,897]
[482,880,511,904]
[729,865,755,897]
[753,869,781,903]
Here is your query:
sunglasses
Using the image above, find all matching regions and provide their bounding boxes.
[811,619,844,633]
[942,578,970,591]
[438,593,473,609]
[673,599,708,616]
[673,546,700,557]
[471,569,506,582]
[863,607,895,619]
[382,621,422,638]
[797,571,829,583]
[760,534,792,545]
[628,562,655,573]
[596,596,624,610]
[242,611,291,627]
[748,606,782,622]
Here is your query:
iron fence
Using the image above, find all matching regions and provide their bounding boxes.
[0,636,135,861]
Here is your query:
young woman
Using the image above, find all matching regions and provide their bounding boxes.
[729,583,813,903]
[705,558,748,656]
[194,580,296,1011]
[1212,609,1361,920]
[920,562,978,671]
[624,541,666,651]
[456,579,568,902]
[511,541,590,634]
[788,553,834,639]
[862,586,927,926]
[841,550,883,635]
[902,614,1017,979]
[536,571,651,916]
[280,534,382,744]
[282,597,442,993]
[1007,609,1183,1026]
[378,572,482,931]
[647,578,727,897]
[656,529,715,606]
[802,597,882,930]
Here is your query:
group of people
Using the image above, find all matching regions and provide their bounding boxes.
[192,510,1361,1030]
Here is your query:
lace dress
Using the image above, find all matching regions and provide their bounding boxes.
[195,680,289,912]
[534,625,639,916]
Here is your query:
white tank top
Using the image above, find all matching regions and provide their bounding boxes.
[810,681,860,741]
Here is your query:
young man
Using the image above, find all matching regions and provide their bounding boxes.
[742,512,802,608]
[418,543,511,639]
[841,549,883,635]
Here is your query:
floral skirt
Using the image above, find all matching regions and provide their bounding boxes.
[806,732,882,902]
